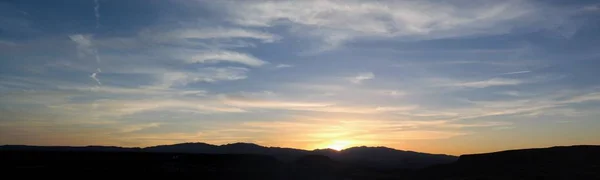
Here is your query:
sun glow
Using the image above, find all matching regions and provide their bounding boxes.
[326,140,352,151]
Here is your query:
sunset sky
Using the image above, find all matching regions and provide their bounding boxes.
[1,0,600,155]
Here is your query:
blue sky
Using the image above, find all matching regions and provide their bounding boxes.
[1,0,599,154]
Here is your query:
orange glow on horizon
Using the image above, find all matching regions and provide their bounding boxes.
[325,140,352,151]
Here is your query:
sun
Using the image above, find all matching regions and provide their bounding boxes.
[326,140,351,151]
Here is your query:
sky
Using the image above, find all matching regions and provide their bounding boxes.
[1,0,600,155]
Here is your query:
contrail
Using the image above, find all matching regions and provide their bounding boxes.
[92,0,102,84]
[94,0,100,28]
[82,0,102,86]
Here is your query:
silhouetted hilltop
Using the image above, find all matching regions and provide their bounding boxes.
[420,145,600,180]
[145,142,217,153]
[457,145,600,164]
[332,146,457,169]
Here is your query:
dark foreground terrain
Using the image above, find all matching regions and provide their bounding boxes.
[1,144,599,179]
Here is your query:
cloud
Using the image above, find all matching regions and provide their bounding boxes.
[123,27,279,49]
[442,121,512,128]
[159,67,249,88]
[564,92,600,104]
[184,50,267,67]
[500,70,531,75]
[69,34,104,87]
[179,90,208,97]
[443,89,600,120]
[220,94,332,109]
[53,98,247,117]
[90,72,101,85]
[350,72,375,84]
[218,0,569,49]
[120,123,161,133]
[166,28,280,43]
[69,34,95,57]
[275,64,293,68]
[375,106,419,112]
[453,78,523,88]
[499,91,522,97]
[381,90,406,97]
[219,94,418,114]
[70,86,173,95]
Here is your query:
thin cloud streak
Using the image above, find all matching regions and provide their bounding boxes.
[275,64,293,68]
[500,70,531,75]
[168,28,280,43]
[350,72,375,84]
[453,78,523,88]
[186,50,267,67]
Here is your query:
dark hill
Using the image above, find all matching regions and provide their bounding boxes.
[419,145,600,180]
[334,146,456,169]
[145,142,217,153]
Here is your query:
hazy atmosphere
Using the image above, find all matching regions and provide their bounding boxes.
[1,0,600,155]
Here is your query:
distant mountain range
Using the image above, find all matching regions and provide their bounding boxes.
[0,142,456,169]
[1,144,599,179]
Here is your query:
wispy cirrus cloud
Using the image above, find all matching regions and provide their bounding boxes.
[564,92,600,104]
[165,28,280,43]
[120,123,161,133]
[69,34,95,57]
[380,90,407,98]
[441,89,600,121]
[500,70,531,75]
[183,50,267,67]
[51,98,247,117]
[219,93,418,114]
[349,72,374,84]
[214,0,574,49]
[103,26,279,50]
[452,78,524,88]
[158,67,249,88]
[220,94,331,109]
[69,34,103,85]
[275,64,293,69]
[499,91,522,97]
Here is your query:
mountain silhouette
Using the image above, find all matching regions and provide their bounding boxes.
[419,145,600,179]
[1,144,599,179]
[331,146,457,169]
[0,142,455,169]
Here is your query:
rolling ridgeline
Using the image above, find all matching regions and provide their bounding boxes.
[1,143,599,179]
